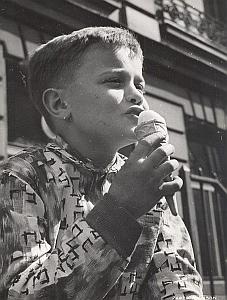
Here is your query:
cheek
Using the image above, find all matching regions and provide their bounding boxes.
[106,89,124,102]
[75,88,123,116]
[99,90,124,114]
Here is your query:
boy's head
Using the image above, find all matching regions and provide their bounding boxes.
[28,26,143,122]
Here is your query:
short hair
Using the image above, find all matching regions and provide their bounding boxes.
[28,26,143,120]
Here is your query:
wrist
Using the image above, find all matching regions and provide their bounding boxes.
[86,193,142,258]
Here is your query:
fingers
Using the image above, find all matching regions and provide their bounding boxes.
[155,159,179,179]
[145,144,175,170]
[159,176,183,195]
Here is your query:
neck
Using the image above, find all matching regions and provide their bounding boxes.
[60,130,118,169]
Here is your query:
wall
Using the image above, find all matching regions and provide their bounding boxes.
[0,44,7,159]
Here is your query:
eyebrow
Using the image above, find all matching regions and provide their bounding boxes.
[98,69,145,83]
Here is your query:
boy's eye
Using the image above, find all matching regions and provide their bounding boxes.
[103,78,145,94]
[104,78,121,86]
[136,84,146,94]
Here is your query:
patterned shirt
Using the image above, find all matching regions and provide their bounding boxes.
[0,138,203,300]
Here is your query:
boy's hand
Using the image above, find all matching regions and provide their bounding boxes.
[108,134,183,219]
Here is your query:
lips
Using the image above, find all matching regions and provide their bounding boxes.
[125,106,144,117]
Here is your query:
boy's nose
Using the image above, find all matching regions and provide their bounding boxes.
[126,92,143,106]
[126,92,149,110]
[128,97,142,105]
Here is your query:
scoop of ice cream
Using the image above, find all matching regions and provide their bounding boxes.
[134,110,168,143]
[138,110,165,124]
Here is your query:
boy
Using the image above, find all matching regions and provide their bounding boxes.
[0,27,203,299]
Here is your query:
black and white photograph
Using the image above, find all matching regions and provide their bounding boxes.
[0,1,226,299]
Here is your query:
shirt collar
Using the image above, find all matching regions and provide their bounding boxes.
[46,135,126,175]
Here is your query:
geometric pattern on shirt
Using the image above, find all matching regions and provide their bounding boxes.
[0,141,204,300]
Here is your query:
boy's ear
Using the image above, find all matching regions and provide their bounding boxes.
[42,88,69,119]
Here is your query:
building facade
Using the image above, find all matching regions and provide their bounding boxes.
[0,0,227,298]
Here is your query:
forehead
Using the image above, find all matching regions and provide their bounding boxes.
[73,43,143,78]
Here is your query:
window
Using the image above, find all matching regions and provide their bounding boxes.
[185,0,227,21]
[203,0,226,21]
[187,117,226,184]
[192,181,225,277]
[186,116,227,281]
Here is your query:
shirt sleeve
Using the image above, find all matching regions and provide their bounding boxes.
[142,207,204,299]
[0,169,142,300]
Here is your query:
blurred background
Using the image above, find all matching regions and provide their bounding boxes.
[0,0,226,298]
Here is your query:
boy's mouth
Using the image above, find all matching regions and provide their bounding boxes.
[125,106,144,118]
